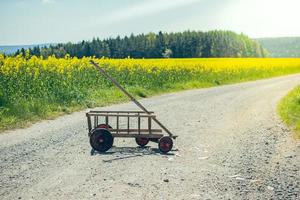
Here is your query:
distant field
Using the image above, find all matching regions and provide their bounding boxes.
[1,55,300,130]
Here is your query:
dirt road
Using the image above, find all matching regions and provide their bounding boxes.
[1,75,299,200]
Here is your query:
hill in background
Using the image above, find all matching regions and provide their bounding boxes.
[0,45,36,55]
[0,44,52,55]
[257,37,300,57]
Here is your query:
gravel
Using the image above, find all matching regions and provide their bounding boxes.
[0,74,300,199]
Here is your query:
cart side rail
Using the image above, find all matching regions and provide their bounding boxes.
[86,111,157,133]
[87,113,156,118]
[89,110,154,114]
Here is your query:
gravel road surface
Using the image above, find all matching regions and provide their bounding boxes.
[1,74,300,200]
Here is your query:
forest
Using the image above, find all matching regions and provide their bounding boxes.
[15,30,267,58]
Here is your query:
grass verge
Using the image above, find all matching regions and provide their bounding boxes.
[0,82,214,131]
[278,86,300,139]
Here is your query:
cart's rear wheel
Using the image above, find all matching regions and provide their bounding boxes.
[158,136,173,153]
[90,129,113,152]
[97,124,112,130]
[135,137,149,147]
[95,124,114,143]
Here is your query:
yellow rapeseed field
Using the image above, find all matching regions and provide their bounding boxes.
[1,54,300,129]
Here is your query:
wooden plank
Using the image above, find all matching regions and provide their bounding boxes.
[86,115,92,132]
[127,115,130,134]
[110,129,162,133]
[93,116,97,128]
[116,115,119,134]
[148,116,152,135]
[112,133,163,138]
[105,116,108,126]
[89,110,154,114]
[138,115,140,135]
[87,113,155,118]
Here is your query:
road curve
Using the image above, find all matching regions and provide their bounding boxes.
[0,74,300,200]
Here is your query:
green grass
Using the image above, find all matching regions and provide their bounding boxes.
[0,81,214,131]
[278,86,300,139]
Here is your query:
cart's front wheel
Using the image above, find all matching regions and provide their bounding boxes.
[158,136,173,153]
[90,129,113,152]
[135,137,149,147]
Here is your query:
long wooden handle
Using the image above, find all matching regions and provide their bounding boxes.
[90,60,174,137]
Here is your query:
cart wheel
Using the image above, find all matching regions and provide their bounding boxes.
[95,124,114,143]
[135,137,149,147]
[90,129,114,152]
[158,136,173,154]
[97,124,112,130]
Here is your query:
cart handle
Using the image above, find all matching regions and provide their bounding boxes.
[90,60,175,138]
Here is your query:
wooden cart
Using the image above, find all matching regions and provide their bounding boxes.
[87,61,177,154]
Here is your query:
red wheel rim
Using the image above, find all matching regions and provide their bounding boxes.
[159,137,173,153]
[160,141,170,151]
[97,124,111,129]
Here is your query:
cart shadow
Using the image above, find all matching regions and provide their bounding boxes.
[91,146,175,163]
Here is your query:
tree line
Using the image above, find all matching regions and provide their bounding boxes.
[16,30,267,58]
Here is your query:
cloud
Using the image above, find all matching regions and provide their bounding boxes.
[41,0,55,4]
[96,0,200,27]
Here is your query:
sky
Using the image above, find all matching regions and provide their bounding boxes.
[0,0,300,45]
